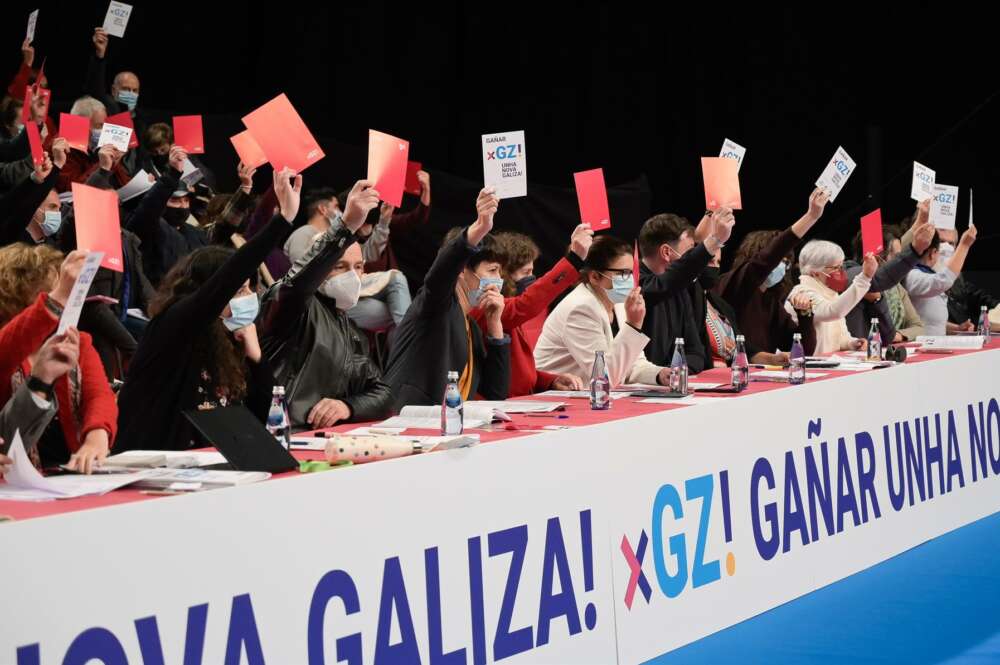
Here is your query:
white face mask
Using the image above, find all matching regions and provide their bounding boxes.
[938,242,955,260]
[318,269,362,310]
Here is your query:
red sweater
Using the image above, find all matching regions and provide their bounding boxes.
[0,294,117,452]
[470,255,582,397]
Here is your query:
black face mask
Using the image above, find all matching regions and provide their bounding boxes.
[699,267,721,291]
[163,207,189,227]
[514,275,537,295]
[151,153,169,169]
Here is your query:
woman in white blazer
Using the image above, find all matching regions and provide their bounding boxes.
[786,240,877,354]
[534,236,668,386]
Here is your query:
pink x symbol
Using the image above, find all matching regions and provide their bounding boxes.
[621,530,652,609]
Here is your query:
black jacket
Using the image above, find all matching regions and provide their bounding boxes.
[638,243,713,372]
[124,165,208,286]
[0,167,61,246]
[690,271,761,367]
[259,225,393,430]
[384,228,511,411]
[947,275,999,324]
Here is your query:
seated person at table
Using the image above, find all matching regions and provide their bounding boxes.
[903,224,977,336]
[881,227,926,341]
[716,189,833,356]
[787,240,876,354]
[383,188,511,411]
[0,248,117,473]
[259,180,393,430]
[0,329,79,468]
[844,210,934,342]
[469,225,595,397]
[116,169,301,451]
[637,207,735,370]
[534,236,668,386]
[925,227,998,333]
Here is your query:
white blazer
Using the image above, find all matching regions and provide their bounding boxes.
[534,283,662,386]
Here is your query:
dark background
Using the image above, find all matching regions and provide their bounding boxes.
[7,2,999,287]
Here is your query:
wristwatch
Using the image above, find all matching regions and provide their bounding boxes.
[26,375,55,400]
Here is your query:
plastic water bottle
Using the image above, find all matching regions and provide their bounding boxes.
[979,305,992,343]
[441,371,464,435]
[266,385,291,449]
[866,318,882,361]
[590,351,611,410]
[670,338,689,394]
[789,333,806,385]
[731,335,749,390]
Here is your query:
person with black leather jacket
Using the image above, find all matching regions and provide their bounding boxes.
[258,179,393,431]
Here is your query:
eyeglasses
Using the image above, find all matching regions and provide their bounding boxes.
[600,269,633,280]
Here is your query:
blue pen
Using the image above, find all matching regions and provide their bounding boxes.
[524,414,570,419]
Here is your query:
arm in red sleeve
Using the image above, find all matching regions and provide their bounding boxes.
[500,255,581,329]
[76,333,118,447]
[7,62,33,100]
[0,294,58,387]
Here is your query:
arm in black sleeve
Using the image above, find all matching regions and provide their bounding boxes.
[342,362,394,423]
[868,246,919,292]
[0,126,30,163]
[84,55,109,103]
[640,244,713,304]
[79,302,138,355]
[245,356,276,423]
[422,228,478,314]
[125,166,179,242]
[477,336,511,401]
[159,215,291,333]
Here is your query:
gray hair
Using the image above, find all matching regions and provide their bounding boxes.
[69,95,106,118]
[798,240,845,277]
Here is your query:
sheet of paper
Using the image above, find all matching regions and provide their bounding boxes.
[116,169,153,202]
[229,130,268,169]
[241,93,325,174]
[482,130,526,199]
[72,182,122,271]
[640,397,725,406]
[58,113,90,152]
[367,129,409,207]
[917,335,984,350]
[719,138,746,170]
[860,209,884,256]
[911,161,936,202]
[752,370,828,379]
[56,252,104,334]
[534,390,631,400]
[102,1,133,38]
[105,112,139,149]
[466,400,565,414]
[180,158,203,186]
[929,184,959,230]
[172,115,204,154]
[97,123,132,152]
[814,146,856,202]
[26,9,39,43]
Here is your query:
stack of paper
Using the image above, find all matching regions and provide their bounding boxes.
[917,335,984,351]
[375,405,502,430]
[100,450,228,470]
[466,400,565,414]
[535,390,632,400]
[131,468,270,491]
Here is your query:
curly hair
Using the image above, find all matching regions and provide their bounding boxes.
[149,246,251,401]
[0,243,63,325]
[493,232,541,296]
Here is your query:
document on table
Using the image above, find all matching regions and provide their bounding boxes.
[917,335,984,350]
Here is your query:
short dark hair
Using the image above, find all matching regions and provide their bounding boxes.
[581,236,631,282]
[638,214,693,258]
[303,188,339,219]
[443,227,502,271]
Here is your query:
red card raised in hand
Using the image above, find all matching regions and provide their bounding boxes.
[701,157,742,210]
[21,85,51,125]
[632,240,640,286]
[58,113,90,152]
[230,131,268,169]
[172,115,204,154]
[242,94,325,174]
[574,168,611,231]
[405,161,423,196]
[26,121,43,166]
[105,111,139,149]
[861,209,884,258]
[72,183,123,272]
[367,130,409,208]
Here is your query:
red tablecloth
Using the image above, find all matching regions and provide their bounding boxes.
[0,341,992,523]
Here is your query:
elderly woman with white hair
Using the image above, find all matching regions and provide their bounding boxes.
[786,240,877,354]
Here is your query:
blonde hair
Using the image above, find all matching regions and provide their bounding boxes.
[0,243,63,325]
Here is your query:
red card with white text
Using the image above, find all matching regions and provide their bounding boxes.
[242,94,324,174]
[106,111,139,149]
[574,168,611,231]
[58,113,90,152]
[172,115,204,154]
[26,121,43,166]
[701,157,742,210]
[861,209,884,257]
[405,161,423,196]
[633,240,640,285]
[367,130,409,208]
[230,131,268,169]
[72,183,123,272]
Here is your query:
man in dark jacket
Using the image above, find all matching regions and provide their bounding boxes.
[259,180,392,430]
[637,209,734,371]
[383,188,510,411]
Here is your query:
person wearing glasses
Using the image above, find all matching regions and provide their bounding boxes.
[534,235,668,386]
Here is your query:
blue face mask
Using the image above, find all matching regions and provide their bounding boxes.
[117,90,138,111]
[604,274,634,304]
[763,262,787,289]
[40,210,62,237]
[223,293,259,331]
[468,277,504,307]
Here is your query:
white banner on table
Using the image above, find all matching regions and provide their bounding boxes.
[930,183,959,230]
[814,146,856,202]
[482,130,527,199]
[57,252,104,334]
[102,1,133,38]
[719,138,746,170]
[97,123,132,152]
[1,350,998,664]
[911,161,936,201]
